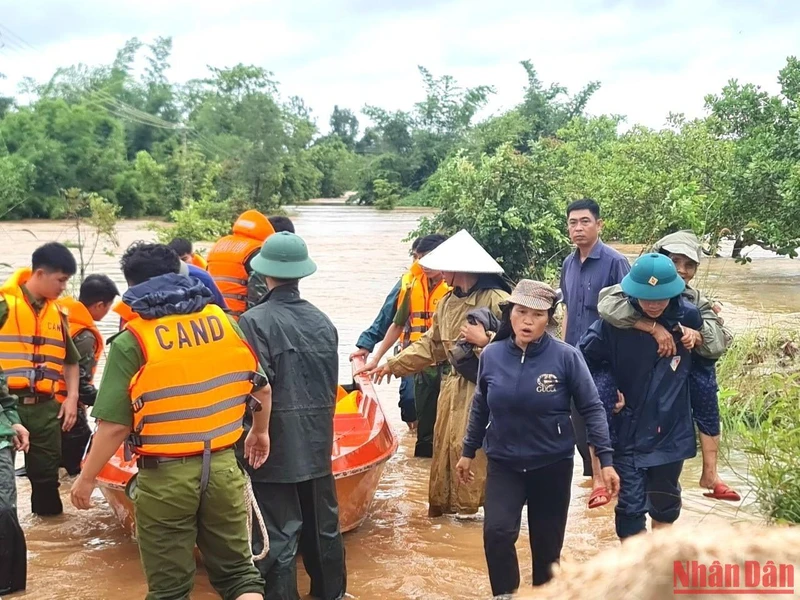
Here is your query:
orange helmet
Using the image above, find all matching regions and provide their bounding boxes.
[232,210,275,241]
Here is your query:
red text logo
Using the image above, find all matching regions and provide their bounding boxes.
[674,561,795,595]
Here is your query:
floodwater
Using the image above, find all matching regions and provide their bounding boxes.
[1,206,797,600]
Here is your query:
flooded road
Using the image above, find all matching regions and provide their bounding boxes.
[1,206,795,599]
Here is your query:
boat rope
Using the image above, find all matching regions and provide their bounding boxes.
[244,472,269,562]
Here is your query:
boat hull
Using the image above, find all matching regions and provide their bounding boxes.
[94,358,397,538]
[99,460,389,539]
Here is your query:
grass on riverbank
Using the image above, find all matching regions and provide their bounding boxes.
[717,328,800,524]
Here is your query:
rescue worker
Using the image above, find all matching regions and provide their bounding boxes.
[207,210,276,320]
[0,242,81,516]
[168,237,208,270]
[368,230,511,517]
[246,215,295,310]
[351,237,426,431]
[0,367,30,595]
[579,254,701,540]
[110,253,226,330]
[356,234,450,457]
[71,242,270,600]
[58,274,120,475]
[237,232,346,600]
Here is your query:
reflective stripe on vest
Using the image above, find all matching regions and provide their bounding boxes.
[207,234,267,320]
[399,264,451,348]
[125,304,258,458]
[0,270,68,396]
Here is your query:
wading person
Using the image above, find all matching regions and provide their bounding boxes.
[351,237,427,432]
[579,253,701,540]
[57,274,120,475]
[71,242,270,600]
[458,280,618,594]
[368,230,511,518]
[356,234,450,456]
[238,232,346,600]
[207,210,276,320]
[597,230,739,501]
[0,242,81,516]
[0,369,30,595]
[559,198,630,509]
[168,237,208,270]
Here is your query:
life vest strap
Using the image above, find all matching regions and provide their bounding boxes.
[0,334,66,348]
[136,394,248,425]
[0,351,65,365]
[214,275,248,286]
[130,419,242,448]
[222,293,248,302]
[5,367,64,384]
[133,370,255,408]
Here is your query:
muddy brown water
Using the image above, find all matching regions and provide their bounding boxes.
[1,206,798,600]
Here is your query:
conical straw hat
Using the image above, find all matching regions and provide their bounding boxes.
[418,230,504,274]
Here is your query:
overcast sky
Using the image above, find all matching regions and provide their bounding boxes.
[0,0,797,132]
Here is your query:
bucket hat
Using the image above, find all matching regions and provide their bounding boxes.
[621,253,685,301]
[506,280,559,311]
[653,230,702,264]
[249,232,317,279]
[418,230,503,274]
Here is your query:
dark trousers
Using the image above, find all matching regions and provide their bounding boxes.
[0,447,26,594]
[61,404,91,476]
[615,457,684,539]
[252,474,346,600]
[398,376,417,423]
[483,458,573,596]
[413,367,441,458]
[570,399,592,477]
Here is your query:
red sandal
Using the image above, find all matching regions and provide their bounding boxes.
[703,482,741,502]
[588,486,611,509]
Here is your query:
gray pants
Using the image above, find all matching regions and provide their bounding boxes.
[0,446,27,594]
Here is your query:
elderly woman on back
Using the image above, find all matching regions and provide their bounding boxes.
[456,280,619,596]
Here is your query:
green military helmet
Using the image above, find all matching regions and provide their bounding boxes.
[621,252,685,301]
[249,231,317,279]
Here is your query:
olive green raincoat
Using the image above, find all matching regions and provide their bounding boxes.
[387,287,509,515]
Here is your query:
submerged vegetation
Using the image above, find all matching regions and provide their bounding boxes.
[718,328,800,524]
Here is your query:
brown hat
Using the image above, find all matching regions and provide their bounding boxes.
[507,280,559,311]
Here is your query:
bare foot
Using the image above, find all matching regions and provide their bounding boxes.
[699,469,719,490]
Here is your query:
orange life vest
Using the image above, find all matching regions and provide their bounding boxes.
[396,262,451,349]
[207,210,275,320]
[112,300,137,331]
[189,253,208,270]
[125,304,258,458]
[57,296,104,381]
[0,269,67,397]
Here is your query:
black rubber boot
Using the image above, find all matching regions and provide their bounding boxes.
[30,482,63,517]
[0,507,27,594]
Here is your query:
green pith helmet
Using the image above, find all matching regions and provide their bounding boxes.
[249,232,317,279]
[621,253,685,301]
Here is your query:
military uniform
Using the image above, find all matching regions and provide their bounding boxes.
[0,369,26,594]
[92,274,265,600]
[0,283,80,516]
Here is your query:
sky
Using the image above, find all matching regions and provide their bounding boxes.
[0,0,798,133]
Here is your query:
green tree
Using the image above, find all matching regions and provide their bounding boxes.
[413,144,569,281]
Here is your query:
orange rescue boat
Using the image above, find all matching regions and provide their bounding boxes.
[94,357,398,537]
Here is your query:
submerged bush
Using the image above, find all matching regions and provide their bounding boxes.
[718,328,800,523]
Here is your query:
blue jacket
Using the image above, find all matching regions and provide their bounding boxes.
[462,333,613,471]
[187,264,226,309]
[355,279,401,352]
[578,298,702,468]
